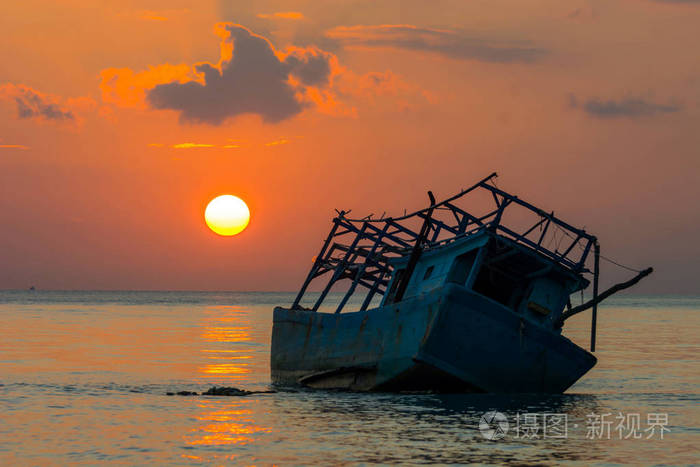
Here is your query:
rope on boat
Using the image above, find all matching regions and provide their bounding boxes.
[558,225,644,274]
[598,254,643,273]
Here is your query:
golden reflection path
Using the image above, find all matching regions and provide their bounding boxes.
[186,400,271,447]
[187,305,271,453]
[197,305,253,379]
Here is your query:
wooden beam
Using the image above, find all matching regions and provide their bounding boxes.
[557,265,653,327]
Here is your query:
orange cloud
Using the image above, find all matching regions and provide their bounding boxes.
[98,23,430,124]
[100,64,194,108]
[0,144,29,150]
[144,24,342,124]
[264,139,289,146]
[298,85,357,117]
[172,143,215,149]
[147,142,241,149]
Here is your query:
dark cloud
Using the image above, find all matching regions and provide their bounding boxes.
[146,24,335,125]
[285,49,332,86]
[325,25,545,63]
[12,88,74,121]
[569,94,681,118]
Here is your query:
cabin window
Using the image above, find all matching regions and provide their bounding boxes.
[423,266,435,280]
[471,244,529,310]
[447,250,478,285]
[472,266,521,308]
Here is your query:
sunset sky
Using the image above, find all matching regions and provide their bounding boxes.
[1,0,698,293]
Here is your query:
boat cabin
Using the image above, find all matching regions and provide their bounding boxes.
[381,232,588,330]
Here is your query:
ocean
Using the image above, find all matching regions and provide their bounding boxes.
[0,291,697,465]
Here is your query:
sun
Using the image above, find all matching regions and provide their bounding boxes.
[204,195,250,236]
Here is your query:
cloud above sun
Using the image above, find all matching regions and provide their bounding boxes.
[146,24,338,124]
[99,23,425,125]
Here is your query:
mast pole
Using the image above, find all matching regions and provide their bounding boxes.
[591,241,600,352]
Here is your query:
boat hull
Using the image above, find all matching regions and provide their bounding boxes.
[271,284,596,393]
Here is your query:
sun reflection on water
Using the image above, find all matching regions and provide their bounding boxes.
[188,305,272,450]
[198,306,254,379]
[187,401,272,447]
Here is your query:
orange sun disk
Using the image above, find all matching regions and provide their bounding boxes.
[204,195,250,236]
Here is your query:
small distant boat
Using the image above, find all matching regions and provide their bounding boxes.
[28,286,35,291]
[271,173,652,393]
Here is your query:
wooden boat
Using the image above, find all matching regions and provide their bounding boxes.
[271,173,651,393]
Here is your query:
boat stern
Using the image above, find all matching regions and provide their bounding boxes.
[414,283,596,393]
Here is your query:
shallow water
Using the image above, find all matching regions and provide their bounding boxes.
[0,291,698,465]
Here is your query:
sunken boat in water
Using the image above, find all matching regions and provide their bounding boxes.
[271,173,652,393]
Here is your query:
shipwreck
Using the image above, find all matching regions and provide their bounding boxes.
[271,173,652,393]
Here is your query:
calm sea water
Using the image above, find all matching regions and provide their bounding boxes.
[0,291,697,465]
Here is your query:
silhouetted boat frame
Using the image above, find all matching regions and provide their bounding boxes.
[271,173,651,392]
